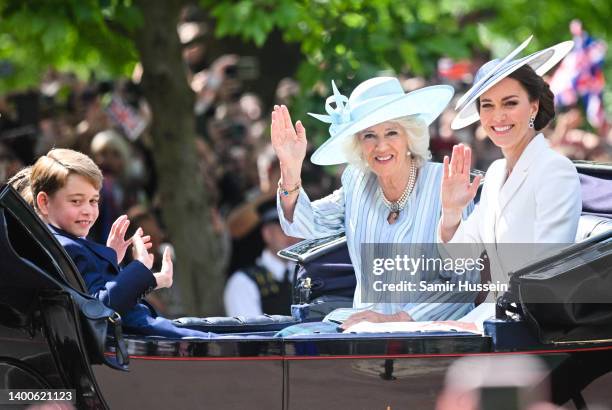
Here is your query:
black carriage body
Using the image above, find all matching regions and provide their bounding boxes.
[2,163,612,410]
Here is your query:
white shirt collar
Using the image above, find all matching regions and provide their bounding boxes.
[259,249,294,282]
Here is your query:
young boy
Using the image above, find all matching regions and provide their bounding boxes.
[30,148,213,338]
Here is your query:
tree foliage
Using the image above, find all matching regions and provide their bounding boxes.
[202,0,612,137]
[203,1,476,84]
[2,0,610,129]
[0,0,141,93]
[203,0,611,79]
[2,0,610,116]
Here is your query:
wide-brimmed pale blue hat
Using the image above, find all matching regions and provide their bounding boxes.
[309,77,454,165]
[451,37,574,130]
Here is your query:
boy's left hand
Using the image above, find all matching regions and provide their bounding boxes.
[154,246,174,290]
[107,215,152,264]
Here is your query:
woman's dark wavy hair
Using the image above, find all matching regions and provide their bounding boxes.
[477,64,556,131]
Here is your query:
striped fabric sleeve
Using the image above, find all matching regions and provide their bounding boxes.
[403,302,475,321]
[278,186,346,239]
[463,199,475,220]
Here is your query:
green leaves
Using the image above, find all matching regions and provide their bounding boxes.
[208,0,299,46]
[0,0,609,121]
[198,0,612,152]
[341,12,366,28]
[0,0,139,93]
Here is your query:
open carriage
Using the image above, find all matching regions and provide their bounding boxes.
[1,162,612,409]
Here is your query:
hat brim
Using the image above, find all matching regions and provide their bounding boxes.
[451,40,574,130]
[310,85,454,166]
[455,35,533,110]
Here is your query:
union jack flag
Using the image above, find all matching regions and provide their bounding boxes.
[105,94,147,141]
[550,21,607,129]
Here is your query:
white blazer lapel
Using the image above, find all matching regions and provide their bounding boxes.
[481,161,505,243]
[498,164,529,214]
[497,134,548,216]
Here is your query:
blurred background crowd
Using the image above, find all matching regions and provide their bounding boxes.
[0,3,610,317]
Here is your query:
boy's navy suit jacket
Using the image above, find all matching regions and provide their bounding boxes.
[50,224,156,315]
[49,225,212,338]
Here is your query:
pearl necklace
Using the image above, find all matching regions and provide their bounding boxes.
[380,160,417,224]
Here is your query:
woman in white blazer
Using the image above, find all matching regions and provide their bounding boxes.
[439,37,582,314]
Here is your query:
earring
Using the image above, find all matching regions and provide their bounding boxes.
[528,115,535,129]
[406,151,412,157]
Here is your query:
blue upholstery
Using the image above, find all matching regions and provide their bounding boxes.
[173,314,299,333]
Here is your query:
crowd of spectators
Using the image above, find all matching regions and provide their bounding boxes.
[0,5,610,317]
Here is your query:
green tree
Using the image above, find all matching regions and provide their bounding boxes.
[203,0,479,142]
[204,0,612,137]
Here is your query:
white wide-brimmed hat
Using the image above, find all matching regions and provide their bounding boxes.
[451,36,574,130]
[309,77,454,165]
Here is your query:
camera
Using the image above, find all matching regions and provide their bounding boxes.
[225,122,246,142]
[224,64,238,78]
[223,57,259,81]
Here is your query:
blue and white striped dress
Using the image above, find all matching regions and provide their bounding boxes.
[278,161,477,321]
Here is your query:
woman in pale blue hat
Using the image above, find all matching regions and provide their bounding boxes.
[439,37,582,321]
[271,77,477,331]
